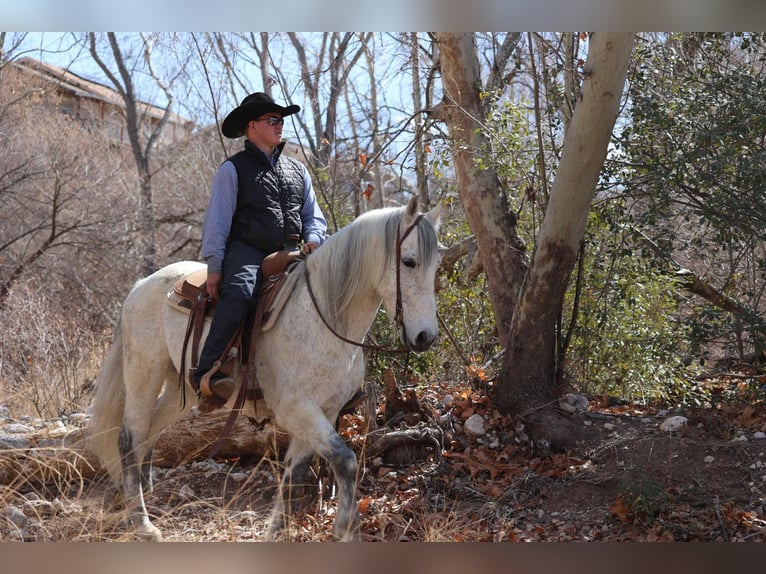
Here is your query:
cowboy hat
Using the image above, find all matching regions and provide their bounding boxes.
[221,92,300,138]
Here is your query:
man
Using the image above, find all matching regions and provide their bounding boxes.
[194,92,327,409]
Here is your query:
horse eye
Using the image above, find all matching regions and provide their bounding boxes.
[402,257,417,269]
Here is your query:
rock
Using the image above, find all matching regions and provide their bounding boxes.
[4,505,29,529]
[441,394,455,409]
[67,413,89,426]
[753,432,766,440]
[230,473,249,483]
[463,414,486,438]
[559,393,589,413]
[0,432,31,450]
[5,423,34,434]
[179,484,196,499]
[659,416,687,432]
[704,456,715,464]
[23,499,59,519]
[603,423,616,432]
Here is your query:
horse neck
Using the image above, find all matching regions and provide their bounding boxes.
[339,290,384,345]
[305,220,390,342]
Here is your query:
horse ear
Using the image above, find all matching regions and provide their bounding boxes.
[404,195,419,222]
[404,196,442,231]
[426,202,442,231]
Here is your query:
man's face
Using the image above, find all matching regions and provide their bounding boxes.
[248,113,284,150]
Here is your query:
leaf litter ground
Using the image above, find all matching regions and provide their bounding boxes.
[3,374,766,542]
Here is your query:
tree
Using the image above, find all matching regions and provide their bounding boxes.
[0,66,126,310]
[436,33,634,444]
[497,33,634,418]
[86,32,181,276]
[433,33,529,351]
[613,33,766,361]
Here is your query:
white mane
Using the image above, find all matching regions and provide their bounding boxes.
[296,204,438,333]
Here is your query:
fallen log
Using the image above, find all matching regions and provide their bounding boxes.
[0,410,289,486]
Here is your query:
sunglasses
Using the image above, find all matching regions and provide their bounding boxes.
[255,116,284,126]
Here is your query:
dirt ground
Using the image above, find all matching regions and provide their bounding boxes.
[2,374,766,542]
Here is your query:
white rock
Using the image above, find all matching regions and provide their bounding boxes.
[603,423,616,431]
[732,435,749,443]
[178,484,196,499]
[23,499,58,518]
[559,401,577,413]
[753,432,766,440]
[5,423,34,434]
[559,393,589,413]
[463,414,486,438]
[230,473,249,483]
[704,456,715,464]
[4,505,29,528]
[659,416,687,432]
[0,433,30,449]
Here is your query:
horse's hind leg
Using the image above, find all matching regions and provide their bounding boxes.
[141,370,193,495]
[118,371,168,541]
[265,440,314,540]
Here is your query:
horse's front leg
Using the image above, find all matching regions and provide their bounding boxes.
[270,404,361,542]
[326,433,361,541]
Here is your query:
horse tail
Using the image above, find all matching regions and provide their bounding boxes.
[88,318,127,487]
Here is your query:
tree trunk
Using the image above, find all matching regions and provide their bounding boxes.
[495,33,635,417]
[434,33,528,347]
[410,33,430,209]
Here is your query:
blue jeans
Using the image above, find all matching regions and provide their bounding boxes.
[194,240,266,384]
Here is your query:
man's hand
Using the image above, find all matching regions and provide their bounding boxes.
[206,271,222,300]
[304,241,319,254]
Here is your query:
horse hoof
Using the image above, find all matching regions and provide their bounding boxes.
[333,522,361,542]
[133,521,163,542]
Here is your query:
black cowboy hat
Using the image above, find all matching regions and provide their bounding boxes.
[221,92,300,138]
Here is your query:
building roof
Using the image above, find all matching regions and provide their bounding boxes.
[12,56,192,127]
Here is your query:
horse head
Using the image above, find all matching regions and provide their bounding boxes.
[386,196,442,353]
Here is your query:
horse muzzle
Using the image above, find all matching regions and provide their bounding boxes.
[401,325,438,353]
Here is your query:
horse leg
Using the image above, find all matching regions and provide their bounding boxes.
[118,371,167,541]
[141,370,194,495]
[325,433,361,541]
[270,404,361,541]
[118,421,161,541]
[265,439,314,540]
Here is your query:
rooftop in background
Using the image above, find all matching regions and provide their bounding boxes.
[8,57,195,146]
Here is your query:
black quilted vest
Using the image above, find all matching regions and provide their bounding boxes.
[228,141,305,254]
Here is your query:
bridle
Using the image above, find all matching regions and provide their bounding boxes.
[304,213,426,353]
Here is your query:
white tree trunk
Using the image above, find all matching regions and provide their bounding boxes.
[497,33,635,416]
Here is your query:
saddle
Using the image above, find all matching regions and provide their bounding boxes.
[173,249,305,408]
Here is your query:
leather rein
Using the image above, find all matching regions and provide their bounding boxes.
[304,213,425,353]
